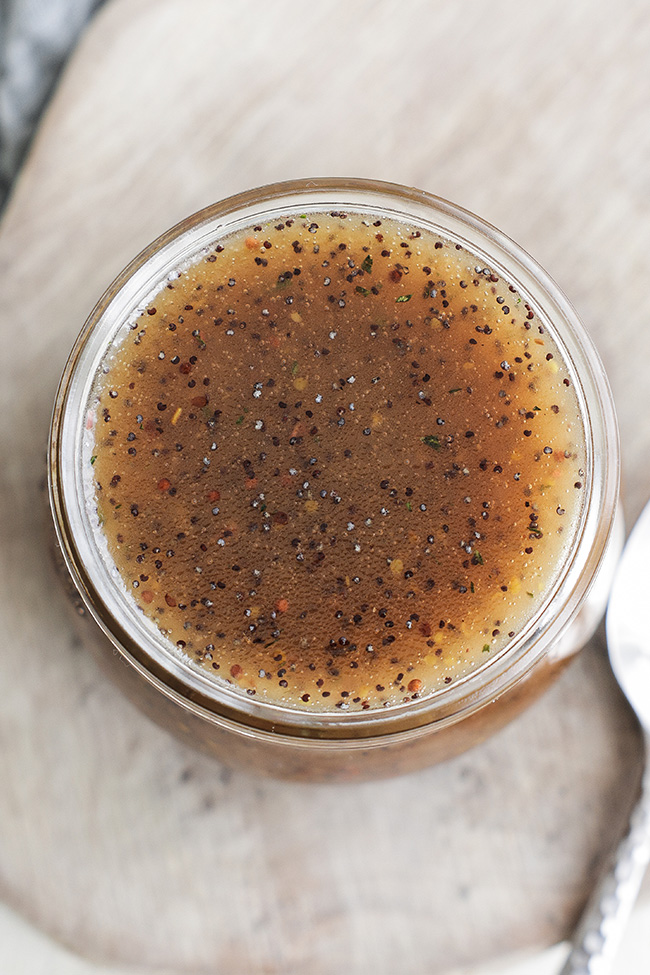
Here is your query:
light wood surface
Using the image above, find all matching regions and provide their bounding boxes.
[0,1,648,972]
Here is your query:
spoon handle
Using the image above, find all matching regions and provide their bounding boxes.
[559,733,650,974]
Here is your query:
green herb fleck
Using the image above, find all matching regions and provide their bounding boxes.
[90,455,97,465]
[355,285,371,297]
[473,551,484,565]
[449,387,462,394]
[470,582,475,593]
[361,255,373,274]
[529,527,543,538]
[236,415,245,426]
[395,294,412,303]
[406,501,412,511]
[533,405,541,411]
[527,591,534,597]
[482,644,490,653]
[421,435,441,450]
[291,361,299,376]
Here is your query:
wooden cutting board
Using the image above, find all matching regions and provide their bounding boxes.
[0,1,648,971]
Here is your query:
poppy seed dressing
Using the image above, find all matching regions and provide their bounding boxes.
[89,212,585,712]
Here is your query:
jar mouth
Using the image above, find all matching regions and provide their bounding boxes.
[48,177,620,740]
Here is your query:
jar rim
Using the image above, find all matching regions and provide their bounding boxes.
[48,177,620,740]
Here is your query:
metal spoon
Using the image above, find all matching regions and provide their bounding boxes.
[560,501,650,974]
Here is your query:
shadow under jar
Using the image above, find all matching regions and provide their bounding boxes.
[49,178,621,782]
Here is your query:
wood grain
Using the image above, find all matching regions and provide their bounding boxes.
[0,0,648,971]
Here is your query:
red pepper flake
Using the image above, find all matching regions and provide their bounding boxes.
[164,593,177,607]
[408,678,422,693]
[271,511,288,525]
[230,664,243,678]
[179,362,192,375]
[141,590,154,603]
[207,490,221,502]
[191,395,208,408]
[245,477,258,489]
[158,478,171,491]
[275,598,289,613]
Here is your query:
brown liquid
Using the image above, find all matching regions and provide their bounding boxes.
[90,212,585,712]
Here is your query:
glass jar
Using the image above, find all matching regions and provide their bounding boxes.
[48,178,621,781]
